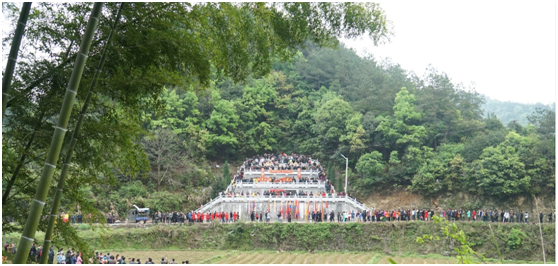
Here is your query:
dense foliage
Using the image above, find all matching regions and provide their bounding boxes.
[2,2,392,259]
[1,2,554,261]
[122,42,554,207]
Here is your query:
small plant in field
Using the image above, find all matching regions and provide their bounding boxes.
[505,229,527,250]
[416,215,488,264]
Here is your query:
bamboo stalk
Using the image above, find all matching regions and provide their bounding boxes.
[13,3,103,263]
[39,4,125,263]
[534,196,546,264]
[2,2,32,121]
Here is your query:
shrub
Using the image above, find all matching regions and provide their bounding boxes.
[505,229,527,249]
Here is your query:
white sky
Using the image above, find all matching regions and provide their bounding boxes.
[342,0,556,105]
[2,2,556,104]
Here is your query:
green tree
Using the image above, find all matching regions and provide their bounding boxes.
[339,112,367,156]
[472,132,531,198]
[416,68,461,149]
[150,87,201,135]
[314,97,354,156]
[205,90,240,156]
[376,87,426,150]
[355,151,385,188]
[13,4,103,263]
[141,128,186,189]
[527,108,555,139]
[410,144,464,195]
[236,79,279,154]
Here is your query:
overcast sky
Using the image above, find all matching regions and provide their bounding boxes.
[2,2,555,104]
[342,0,556,105]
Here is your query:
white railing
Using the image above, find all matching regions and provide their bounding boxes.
[345,196,370,212]
[197,195,224,212]
[234,180,327,188]
[195,194,370,213]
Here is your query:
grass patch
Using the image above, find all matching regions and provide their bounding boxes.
[367,253,382,264]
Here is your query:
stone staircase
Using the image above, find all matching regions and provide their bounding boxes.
[196,156,371,220]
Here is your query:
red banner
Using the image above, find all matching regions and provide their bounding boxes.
[269,170,293,173]
[273,177,293,182]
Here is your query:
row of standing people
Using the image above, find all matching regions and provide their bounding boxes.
[152,211,241,224]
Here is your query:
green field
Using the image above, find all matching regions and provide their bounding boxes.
[3,222,554,264]
[89,249,545,264]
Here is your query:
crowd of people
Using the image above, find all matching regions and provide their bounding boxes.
[220,190,345,198]
[145,208,555,225]
[3,244,84,264]
[233,153,327,183]
[91,252,189,264]
[313,209,556,224]
[2,243,191,264]
[151,210,242,224]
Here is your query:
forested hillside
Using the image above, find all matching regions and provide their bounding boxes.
[8,42,555,217]
[2,2,554,250]
[109,42,554,215]
[482,97,555,126]
[4,39,555,218]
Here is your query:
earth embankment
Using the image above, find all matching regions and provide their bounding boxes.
[82,221,554,262]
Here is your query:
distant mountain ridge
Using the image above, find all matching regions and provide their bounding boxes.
[481,95,555,126]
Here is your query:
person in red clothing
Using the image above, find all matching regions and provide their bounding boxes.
[424,210,429,221]
[472,210,476,221]
[211,212,215,221]
[225,212,229,222]
[233,212,238,222]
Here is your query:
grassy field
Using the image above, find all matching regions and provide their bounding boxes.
[93,249,546,264]
[3,222,554,264]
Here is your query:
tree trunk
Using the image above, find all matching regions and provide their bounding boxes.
[13,3,103,263]
[2,2,32,120]
[39,4,125,263]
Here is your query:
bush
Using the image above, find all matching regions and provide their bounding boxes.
[505,229,527,249]
[77,224,92,231]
